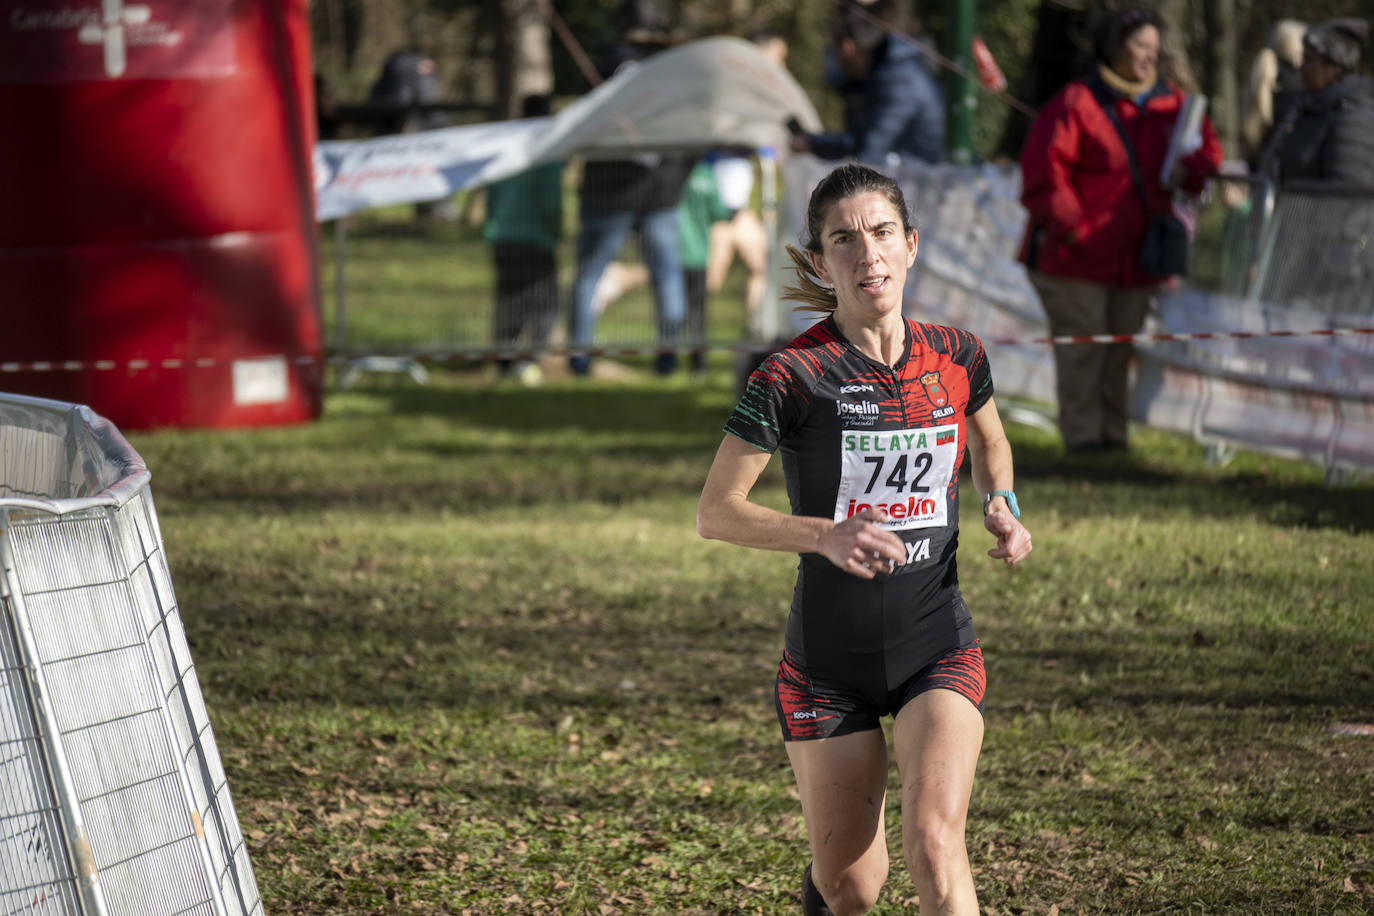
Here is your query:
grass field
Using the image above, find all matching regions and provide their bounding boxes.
[122,355,1374,915]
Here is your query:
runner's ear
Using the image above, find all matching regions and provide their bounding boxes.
[809,248,832,285]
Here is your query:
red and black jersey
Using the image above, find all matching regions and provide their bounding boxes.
[724,316,994,692]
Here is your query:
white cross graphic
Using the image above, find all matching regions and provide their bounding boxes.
[76,2,152,78]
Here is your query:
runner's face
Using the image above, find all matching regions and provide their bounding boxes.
[810,192,917,321]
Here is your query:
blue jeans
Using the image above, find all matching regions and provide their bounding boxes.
[570,207,686,374]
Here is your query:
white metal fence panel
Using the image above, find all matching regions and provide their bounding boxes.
[0,392,263,916]
[1,605,82,916]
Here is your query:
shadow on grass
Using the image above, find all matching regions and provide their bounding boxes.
[989,620,1374,716]
[194,592,778,718]
[192,539,1374,725]
[1006,436,1374,533]
[337,371,735,436]
[150,375,740,514]
[375,373,1374,532]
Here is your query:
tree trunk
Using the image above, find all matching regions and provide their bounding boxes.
[497,0,554,119]
[996,0,1097,160]
[1210,0,1239,155]
[1158,0,1199,93]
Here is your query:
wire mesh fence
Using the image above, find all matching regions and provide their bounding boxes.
[1,619,82,916]
[324,151,1373,363]
[1201,177,1374,317]
[325,153,779,373]
[0,392,263,916]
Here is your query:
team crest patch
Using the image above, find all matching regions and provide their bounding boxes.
[919,371,948,407]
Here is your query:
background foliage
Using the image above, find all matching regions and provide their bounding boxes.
[308,0,1371,162]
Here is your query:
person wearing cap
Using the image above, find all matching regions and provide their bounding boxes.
[1259,17,1374,186]
[790,0,945,166]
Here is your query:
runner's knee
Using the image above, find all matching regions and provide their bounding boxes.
[816,858,888,915]
[903,817,968,892]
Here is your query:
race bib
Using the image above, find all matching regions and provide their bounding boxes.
[833,425,959,530]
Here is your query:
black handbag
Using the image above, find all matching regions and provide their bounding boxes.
[1139,211,1189,279]
[1091,82,1190,279]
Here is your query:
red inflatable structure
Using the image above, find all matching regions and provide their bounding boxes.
[0,0,323,429]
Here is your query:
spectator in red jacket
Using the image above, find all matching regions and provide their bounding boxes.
[1018,7,1222,453]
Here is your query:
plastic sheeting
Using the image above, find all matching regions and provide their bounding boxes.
[314,36,821,220]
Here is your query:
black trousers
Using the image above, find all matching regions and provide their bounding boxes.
[685,267,707,370]
[492,242,558,367]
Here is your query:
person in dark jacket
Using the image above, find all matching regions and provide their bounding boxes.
[1259,17,1374,187]
[369,50,450,221]
[368,50,446,134]
[1018,7,1222,453]
[790,0,945,165]
[568,0,695,377]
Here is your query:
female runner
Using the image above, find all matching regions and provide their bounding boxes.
[698,163,1032,915]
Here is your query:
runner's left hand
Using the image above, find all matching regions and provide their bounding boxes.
[984,511,1031,566]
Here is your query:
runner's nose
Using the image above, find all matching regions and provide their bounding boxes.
[859,236,880,265]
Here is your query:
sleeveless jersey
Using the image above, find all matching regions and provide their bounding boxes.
[724,316,994,691]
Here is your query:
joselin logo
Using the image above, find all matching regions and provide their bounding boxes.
[919,371,948,408]
[836,400,879,417]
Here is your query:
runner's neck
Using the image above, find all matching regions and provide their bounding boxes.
[835,312,907,367]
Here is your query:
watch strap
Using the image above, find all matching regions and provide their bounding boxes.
[983,489,1020,519]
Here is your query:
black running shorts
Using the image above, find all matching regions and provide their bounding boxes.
[774,641,986,742]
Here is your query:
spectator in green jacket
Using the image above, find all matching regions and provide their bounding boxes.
[483,95,563,384]
[678,157,735,374]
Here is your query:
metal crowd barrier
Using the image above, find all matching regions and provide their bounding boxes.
[0,392,263,916]
[1204,175,1374,317]
[325,152,783,376]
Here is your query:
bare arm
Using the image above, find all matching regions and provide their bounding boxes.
[697,435,906,580]
[965,397,1032,565]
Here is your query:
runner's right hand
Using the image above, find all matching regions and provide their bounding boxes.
[818,508,907,579]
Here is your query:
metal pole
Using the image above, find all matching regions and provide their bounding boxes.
[334,219,348,353]
[0,511,110,916]
[756,147,780,345]
[945,0,976,165]
[1245,178,1279,303]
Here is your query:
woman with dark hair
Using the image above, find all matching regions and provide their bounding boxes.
[1018,7,1222,453]
[698,163,1032,915]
